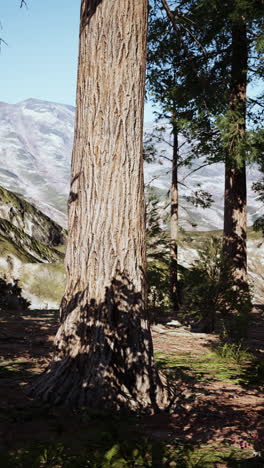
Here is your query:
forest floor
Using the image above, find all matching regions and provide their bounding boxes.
[0,307,263,467]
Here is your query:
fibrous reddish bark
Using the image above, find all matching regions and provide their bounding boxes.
[31,0,168,411]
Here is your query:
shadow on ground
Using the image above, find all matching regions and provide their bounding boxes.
[0,308,263,466]
[0,309,59,446]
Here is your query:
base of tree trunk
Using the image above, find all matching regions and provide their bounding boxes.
[30,353,168,412]
[30,276,170,412]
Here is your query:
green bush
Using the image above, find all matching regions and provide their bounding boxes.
[179,237,252,337]
[147,259,171,321]
[0,276,30,315]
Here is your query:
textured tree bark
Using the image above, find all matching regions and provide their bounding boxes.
[170,123,179,312]
[31,0,168,411]
[223,22,248,287]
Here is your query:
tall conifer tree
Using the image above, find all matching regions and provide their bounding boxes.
[32,0,168,410]
[150,0,263,292]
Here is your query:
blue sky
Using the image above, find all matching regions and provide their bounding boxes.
[0,0,156,121]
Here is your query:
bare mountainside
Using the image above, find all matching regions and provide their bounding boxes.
[0,98,263,230]
[0,99,73,227]
[0,186,66,308]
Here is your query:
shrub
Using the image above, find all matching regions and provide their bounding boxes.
[179,237,252,337]
[0,276,30,315]
[214,341,251,364]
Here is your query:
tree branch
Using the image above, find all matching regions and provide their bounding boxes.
[0,37,8,51]
[248,97,264,108]
[183,161,216,180]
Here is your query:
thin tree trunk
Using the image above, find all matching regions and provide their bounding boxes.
[223,21,248,287]
[224,165,247,284]
[170,122,179,312]
[31,0,168,411]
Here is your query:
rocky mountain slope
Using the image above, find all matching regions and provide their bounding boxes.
[0,186,65,308]
[0,186,66,248]
[0,98,262,230]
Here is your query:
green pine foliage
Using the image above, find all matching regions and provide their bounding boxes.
[148,0,263,167]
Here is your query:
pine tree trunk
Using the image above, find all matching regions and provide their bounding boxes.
[31,0,168,411]
[223,21,248,287]
[170,124,179,312]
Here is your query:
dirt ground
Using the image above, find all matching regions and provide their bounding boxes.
[148,310,264,447]
[0,307,263,461]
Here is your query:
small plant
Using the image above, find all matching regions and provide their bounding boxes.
[179,237,252,337]
[214,341,251,364]
[145,186,171,321]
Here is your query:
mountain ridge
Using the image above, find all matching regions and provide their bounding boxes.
[0,98,262,231]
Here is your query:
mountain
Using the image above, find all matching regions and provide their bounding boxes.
[0,98,73,227]
[0,186,66,309]
[0,186,66,248]
[0,98,263,231]
[0,186,65,263]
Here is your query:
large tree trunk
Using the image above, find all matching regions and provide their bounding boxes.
[170,123,179,312]
[31,0,168,411]
[223,21,248,287]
